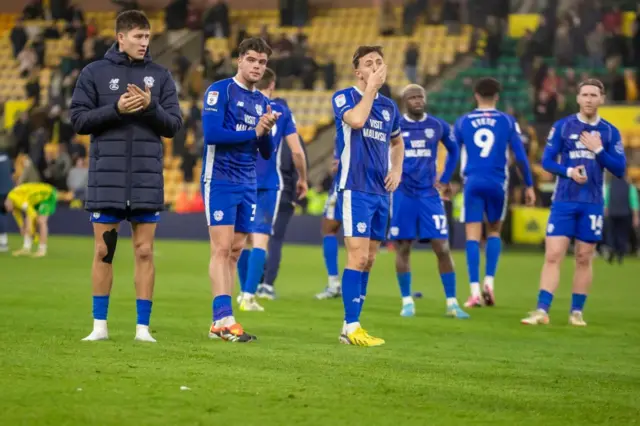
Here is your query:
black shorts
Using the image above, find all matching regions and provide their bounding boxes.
[0,193,7,214]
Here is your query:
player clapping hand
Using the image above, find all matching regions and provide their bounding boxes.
[256,104,281,137]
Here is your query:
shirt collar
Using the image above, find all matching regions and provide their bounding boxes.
[576,113,600,126]
[403,113,428,122]
[352,85,379,99]
[233,77,256,92]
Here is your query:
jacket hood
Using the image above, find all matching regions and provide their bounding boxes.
[104,43,152,65]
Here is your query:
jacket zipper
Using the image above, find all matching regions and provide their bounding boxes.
[126,64,133,209]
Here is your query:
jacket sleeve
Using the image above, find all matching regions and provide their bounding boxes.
[140,70,183,138]
[69,66,122,135]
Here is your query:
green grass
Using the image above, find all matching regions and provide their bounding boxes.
[1,235,640,425]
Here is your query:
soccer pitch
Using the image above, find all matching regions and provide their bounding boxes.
[1,236,639,425]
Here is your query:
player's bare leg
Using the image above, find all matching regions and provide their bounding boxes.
[82,222,120,341]
[339,236,384,346]
[482,220,503,306]
[360,238,380,318]
[131,222,157,342]
[238,232,265,311]
[13,213,34,257]
[464,222,483,307]
[568,241,595,326]
[209,225,255,342]
[432,239,469,318]
[317,217,342,299]
[31,216,49,257]
[521,236,570,325]
[394,240,415,316]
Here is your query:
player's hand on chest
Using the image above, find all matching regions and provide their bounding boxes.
[99,68,160,104]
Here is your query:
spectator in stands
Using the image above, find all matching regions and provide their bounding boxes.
[165,0,189,31]
[517,29,535,79]
[44,22,61,40]
[402,0,418,36]
[404,42,419,84]
[11,112,30,156]
[67,156,88,201]
[320,53,336,90]
[533,90,557,124]
[43,144,71,190]
[541,67,561,99]
[606,65,626,102]
[73,18,88,60]
[606,27,630,67]
[18,43,37,77]
[259,25,272,47]
[67,1,84,22]
[633,4,640,73]
[604,171,640,264]
[25,68,41,106]
[379,0,397,36]
[212,52,235,81]
[173,49,191,87]
[564,67,578,92]
[83,35,97,65]
[10,18,27,58]
[22,0,44,20]
[602,5,622,33]
[624,68,638,102]
[60,45,80,77]
[586,22,606,68]
[203,0,230,39]
[86,19,98,38]
[32,33,45,68]
[273,33,293,56]
[531,15,554,57]
[485,16,502,68]
[554,21,574,67]
[61,69,80,108]
[50,0,69,21]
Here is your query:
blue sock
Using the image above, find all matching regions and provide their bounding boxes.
[485,236,502,278]
[245,248,266,295]
[342,269,362,324]
[136,299,152,326]
[92,295,109,320]
[441,272,456,299]
[571,293,587,312]
[323,235,339,277]
[237,249,251,292]
[465,240,480,285]
[359,271,370,316]
[536,290,554,312]
[397,272,412,298]
[212,295,233,322]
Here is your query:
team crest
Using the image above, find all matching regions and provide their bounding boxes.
[357,222,367,234]
[255,104,263,116]
[109,78,119,91]
[382,110,390,122]
[425,128,435,139]
[207,91,219,106]
[143,76,155,88]
[213,210,224,222]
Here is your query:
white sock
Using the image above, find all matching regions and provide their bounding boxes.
[214,315,236,328]
[341,321,347,334]
[23,235,32,250]
[38,243,47,252]
[346,322,360,334]
[0,233,7,245]
[470,282,481,297]
[93,319,108,331]
[446,297,458,307]
[242,292,253,299]
[262,284,274,291]
[329,275,340,289]
[484,276,494,290]
[402,296,414,305]
[136,324,150,333]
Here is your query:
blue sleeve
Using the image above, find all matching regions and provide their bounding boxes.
[390,103,401,138]
[139,70,183,138]
[595,127,626,178]
[509,120,534,187]
[202,83,256,145]
[439,121,459,184]
[332,91,355,121]
[70,66,122,135]
[541,122,570,178]
[284,110,297,137]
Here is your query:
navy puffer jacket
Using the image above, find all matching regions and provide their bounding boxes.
[70,43,182,212]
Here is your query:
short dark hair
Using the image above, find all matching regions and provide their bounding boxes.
[578,78,605,95]
[115,10,150,33]
[474,77,501,98]
[256,68,276,90]
[238,37,272,57]
[352,45,384,68]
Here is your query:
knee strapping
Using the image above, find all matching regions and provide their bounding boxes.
[102,229,118,264]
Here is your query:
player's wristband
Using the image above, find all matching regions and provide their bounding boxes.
[594,146,604,154]
[566,167,574,178]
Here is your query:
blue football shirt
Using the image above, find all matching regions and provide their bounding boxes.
[332,86,401,195]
